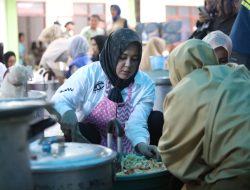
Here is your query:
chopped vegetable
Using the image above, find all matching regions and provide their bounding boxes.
[117,153,166,176]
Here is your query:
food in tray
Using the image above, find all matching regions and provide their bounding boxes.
[116,153,166,176]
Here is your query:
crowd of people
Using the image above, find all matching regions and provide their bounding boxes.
[1,1,250,189]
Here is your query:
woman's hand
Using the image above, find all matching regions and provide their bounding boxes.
[60,110,91,143]
[61,110,78,128]
[135,142,161,160]
[60,110,78,142]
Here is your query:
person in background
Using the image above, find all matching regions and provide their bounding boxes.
[3,51,16,68]
[54,21,61,25]
[38,22,64,47]
[30,41,46,67]
[18,32,28,65]
[202,30,232,64]
[107,5,128,34]
[38,33,71,84]
[64,21,75,38]
[158,39,250,190]
[140,36,166,71]
[230,1,250,69]
[190,0,240,39]
[65,35,91,78]
[80,15,105,44]
[211,0,241,34]
[51,28,162,159]
[90,35,107,62]
[39,26,68,70]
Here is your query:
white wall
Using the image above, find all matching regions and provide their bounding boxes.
[45,0,73,27]
[0,0,7,46]
[44,0,133,28]
[140,0,204,23]
[15,0,205,26]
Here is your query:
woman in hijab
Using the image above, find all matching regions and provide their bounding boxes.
[51,28,160,159]
[90,35,107,62]
[65,35,91,78]
[158,39,250,190]
[202,30,232,64]
[107,4,128,34]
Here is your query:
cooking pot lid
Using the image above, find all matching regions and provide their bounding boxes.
[0,99,49,118]
[0,90,46,101]
[30,142,117,171]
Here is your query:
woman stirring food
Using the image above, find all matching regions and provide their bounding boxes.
[51,28,161,159]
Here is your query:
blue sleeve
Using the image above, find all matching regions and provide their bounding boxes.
[230,3,250,56]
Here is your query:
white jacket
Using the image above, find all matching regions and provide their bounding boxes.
[0,62,6,86]
[52,61,155,147]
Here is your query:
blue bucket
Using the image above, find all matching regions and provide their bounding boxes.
[150,56,165,70]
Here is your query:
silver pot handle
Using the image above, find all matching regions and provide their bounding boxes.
[107,119,124,153]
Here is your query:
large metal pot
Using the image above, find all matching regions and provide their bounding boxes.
[0,99,48,190]
[28,80,61,101]
[145,70,172,112]
[27,90,48,124]
[28,68,61,101]
[30,142,117,190]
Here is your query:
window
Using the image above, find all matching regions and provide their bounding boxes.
[73,3,105,34]
[17,2,45,16]
[17,2,45,53]
[165,6,199,40]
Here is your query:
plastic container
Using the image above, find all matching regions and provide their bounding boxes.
[150,56,165,70]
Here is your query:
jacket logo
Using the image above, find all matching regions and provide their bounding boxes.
[59,88,74,93]
[93,81,104,92]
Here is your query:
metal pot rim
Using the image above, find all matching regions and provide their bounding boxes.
[30,143,117,172]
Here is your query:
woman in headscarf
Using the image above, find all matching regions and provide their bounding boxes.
[51,28,160,159]
[90,35,107,62]
[140,36,166,71]
[65,35,91,78]
[158,39,250,190]
[107,4,128,34]
[202,30,232,64]
[38,23,64,46]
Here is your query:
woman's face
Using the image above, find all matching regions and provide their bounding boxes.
[116,43,140,80]
[91,39,99,56]
[8,55,16,67]
[111,7,118,17]
[215,47,228,64]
